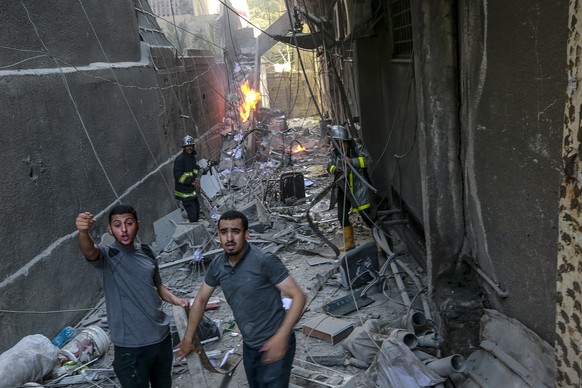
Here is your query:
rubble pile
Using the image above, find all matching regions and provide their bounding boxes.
[6,116,546,388]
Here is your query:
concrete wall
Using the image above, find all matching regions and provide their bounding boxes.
[350,0,566,346]
[356,34,420,216]
[266,72,318,119]
[0,1,227,351]
[0,1,141,68]
[354,30,426,270]
[457,0,566,343]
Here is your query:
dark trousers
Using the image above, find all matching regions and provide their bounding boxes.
[113,334,173,388]
[337,188,375,228]
[243,332,296,388]
[181,198,200,222]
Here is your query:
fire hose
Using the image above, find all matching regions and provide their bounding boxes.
[305,182,340,257]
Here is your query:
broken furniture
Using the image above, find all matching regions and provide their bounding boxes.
[280,171,305,204]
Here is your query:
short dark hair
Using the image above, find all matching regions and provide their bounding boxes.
[218,210,248,231]
[109,205,138,224]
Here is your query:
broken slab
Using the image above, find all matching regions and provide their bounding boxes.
[302,315,354,345]
[199,159,224,199]
[237,199,271,232]
[458,309,554,388]
[172,223,212,248]
[153,209,184,251]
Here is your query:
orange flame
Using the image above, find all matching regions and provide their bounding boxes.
[291,144,306,153]
[239,80,261,122]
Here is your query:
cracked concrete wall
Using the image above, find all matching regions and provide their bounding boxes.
[458,0,566,344]
[0,1,227,352]
[354,0,566,351]
[556,0,582,384]
[411,0,465,293]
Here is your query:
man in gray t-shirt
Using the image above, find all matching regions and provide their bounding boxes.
[76,205,188,388]
[176,210,306,388]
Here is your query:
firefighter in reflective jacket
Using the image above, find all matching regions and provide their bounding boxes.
[327,125,375,251]
[174,135,202,222]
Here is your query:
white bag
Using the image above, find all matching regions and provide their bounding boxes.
[0,334,58,388]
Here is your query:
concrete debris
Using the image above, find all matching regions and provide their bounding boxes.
[290,359,356,388]
[11,116,520,388]
[365,338,446,387]
[456,309,554,388]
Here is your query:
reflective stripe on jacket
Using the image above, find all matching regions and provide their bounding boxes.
[327,142,372,212]
[173,151,199,201]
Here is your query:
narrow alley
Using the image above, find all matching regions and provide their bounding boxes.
[6,117,552,387]
[0,0,577,387]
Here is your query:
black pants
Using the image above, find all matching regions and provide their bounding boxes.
[337,188,375,228]
[181,198,200,222]
[243,332,296,388]
[112,334,173,388]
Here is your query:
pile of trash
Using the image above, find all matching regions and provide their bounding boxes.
[0,323,113,387]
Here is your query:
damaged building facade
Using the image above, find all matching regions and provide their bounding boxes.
[0,0,228,352]
[3,0,582,386]
[291,0,581,385]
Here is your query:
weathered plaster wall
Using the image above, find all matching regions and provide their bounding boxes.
[459,0,566,343]
[556,0,582,384]
[0,1,227,352]
[0,1,141,69]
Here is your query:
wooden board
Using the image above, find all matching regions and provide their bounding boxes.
[173,305,208,387]
[302,314,354,345]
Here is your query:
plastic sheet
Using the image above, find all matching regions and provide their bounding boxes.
[366,339,445,388]
[0,334,58,388]
[342,319,387,365]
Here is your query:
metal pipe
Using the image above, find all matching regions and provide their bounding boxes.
[397,311,427,334]
[395,258,433,321]
[373,226,411,306]
[462,256,509,298]
[381,219,409,226]
[376,209,403,217]
[417,331,444,348]
[373,328,418,349]
[425,354,466,377]
[390,261,411,307]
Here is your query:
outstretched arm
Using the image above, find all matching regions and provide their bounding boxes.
[175,281,216,360]
[157,284,189,308]
[261,276,306,363]
[75,212,100,261]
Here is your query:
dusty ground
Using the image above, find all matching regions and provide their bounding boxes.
[41,118,432,387]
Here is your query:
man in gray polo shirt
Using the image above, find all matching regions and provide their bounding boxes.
[76,205,189,388]
[176,210,306,387]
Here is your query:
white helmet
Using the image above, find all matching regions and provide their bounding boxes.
[181,135,195,147]
[330,125,350,141]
